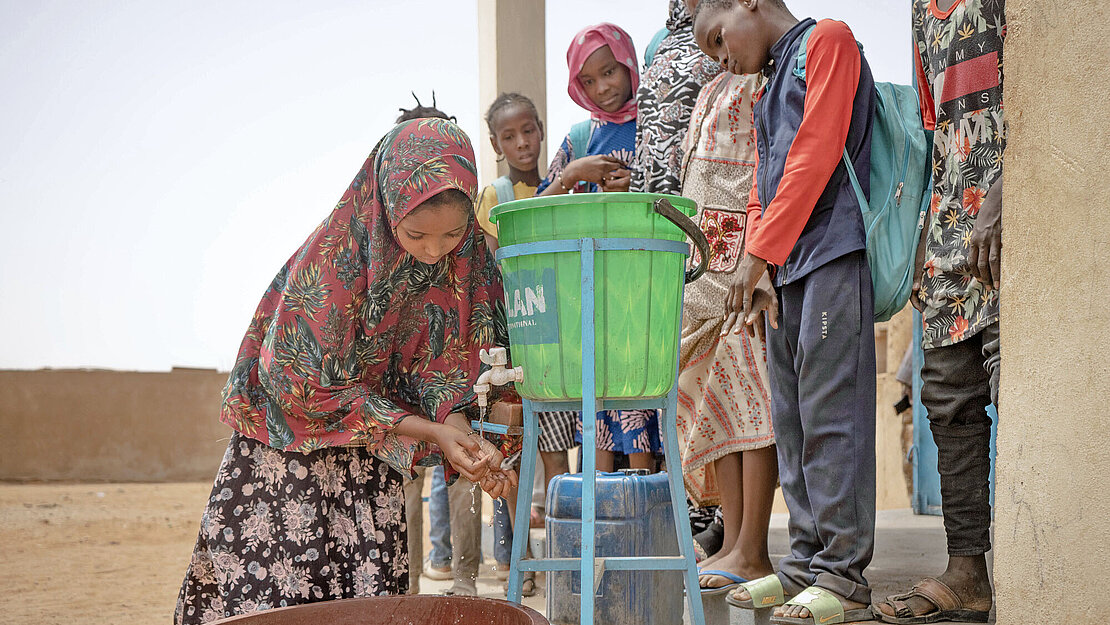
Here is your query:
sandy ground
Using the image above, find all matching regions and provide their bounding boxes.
[0,482,545,625]
[0,482,212,625]
[0,481,965,625]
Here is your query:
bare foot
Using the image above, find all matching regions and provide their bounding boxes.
[697,549,725,574]
[874,555,993,621]
[698,546,773,589]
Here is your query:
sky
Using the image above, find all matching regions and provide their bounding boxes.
[0,0,910,372]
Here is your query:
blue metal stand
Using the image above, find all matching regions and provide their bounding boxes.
[497,237,705,625]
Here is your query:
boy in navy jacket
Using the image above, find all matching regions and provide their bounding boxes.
[693,1,877,622]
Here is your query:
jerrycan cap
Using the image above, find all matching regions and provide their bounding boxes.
[617,468,650,476]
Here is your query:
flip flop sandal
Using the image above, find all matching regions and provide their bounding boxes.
[769,586,874,625]
[727,573,786,609]
[698,569,748,596]
[503,572,537,598]
[521,575,537,597]
[872,577,990,624]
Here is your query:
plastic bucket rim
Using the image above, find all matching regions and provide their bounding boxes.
[489,191,697,224]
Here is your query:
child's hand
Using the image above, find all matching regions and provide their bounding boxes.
[723,269,778,342]
[473,435,505,472]
[566,155,624,186]
[472,436,519,498]
[436,426,488,483]
[479,467,519,499]
[968,177,1002,291]
[723,254,778,338]
[600,167,631,192]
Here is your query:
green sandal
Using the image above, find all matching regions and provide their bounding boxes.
[726,574,786,609]
[769,586,874,625]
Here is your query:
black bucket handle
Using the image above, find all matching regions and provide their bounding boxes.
[653,198,709,284]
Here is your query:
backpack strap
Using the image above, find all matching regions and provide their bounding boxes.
[567,119,594,160]
[793,23,866,211]
[792,24,817,81]
[840,147,868,213]
[491,175,515,205]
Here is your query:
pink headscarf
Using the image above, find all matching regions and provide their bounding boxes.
[566,23,639,124]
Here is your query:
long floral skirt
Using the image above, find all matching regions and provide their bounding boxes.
[174,433,408,625]
[676,316,775,506]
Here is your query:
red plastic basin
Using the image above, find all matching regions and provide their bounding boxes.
[208,596,549,625]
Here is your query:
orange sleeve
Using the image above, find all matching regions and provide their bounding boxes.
[744,20,861,266]
[913,42,937,131]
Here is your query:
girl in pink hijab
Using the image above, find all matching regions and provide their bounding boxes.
[537,22,639,197]
[535,23,662,474]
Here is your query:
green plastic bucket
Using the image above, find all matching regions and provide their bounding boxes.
[490,192,707,401]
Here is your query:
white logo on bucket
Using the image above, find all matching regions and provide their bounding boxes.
[505,268,559,344]
[507,283,546,325]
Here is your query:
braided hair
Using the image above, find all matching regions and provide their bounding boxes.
[484,92,541,134]
[396,91,457,123]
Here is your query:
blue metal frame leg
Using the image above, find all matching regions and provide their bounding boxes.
[578,240,599,623]
[661,376,706,625]
[507,399,539,603]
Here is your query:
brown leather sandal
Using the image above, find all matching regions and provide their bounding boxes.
[873,577,990,624]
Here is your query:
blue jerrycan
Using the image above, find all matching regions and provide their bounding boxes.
[545,469,682,625]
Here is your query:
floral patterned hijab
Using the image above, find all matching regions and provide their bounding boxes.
[220,118,506,474]
[567,23,640,124]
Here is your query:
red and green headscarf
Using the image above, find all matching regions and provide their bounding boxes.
[221,118,506,475]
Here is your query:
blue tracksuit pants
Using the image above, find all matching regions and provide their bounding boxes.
[765,250,876,605]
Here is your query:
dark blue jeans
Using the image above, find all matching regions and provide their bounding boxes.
[428,465,451,567]
[766,251,876,606]
[492,497,513,565]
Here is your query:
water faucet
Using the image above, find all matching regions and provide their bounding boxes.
[473,347,524,408]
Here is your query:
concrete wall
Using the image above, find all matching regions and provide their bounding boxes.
[995,1,1110,622]
[0,368,230,482]
[476,0,548,183]
[875,309,913,511]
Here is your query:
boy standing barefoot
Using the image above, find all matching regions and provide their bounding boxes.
[693,1,878,623]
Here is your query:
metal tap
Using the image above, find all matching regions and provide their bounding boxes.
[473,347,524,408]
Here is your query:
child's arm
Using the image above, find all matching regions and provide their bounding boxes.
[536,135,574,195]
[743,20,863,267]
[726,143,779,335]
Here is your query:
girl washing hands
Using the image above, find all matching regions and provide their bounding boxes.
[175,118,517,624]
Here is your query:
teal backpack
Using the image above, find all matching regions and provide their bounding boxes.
[567,119,594,160]
[795,25,932,322]
[644,27,670,68]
